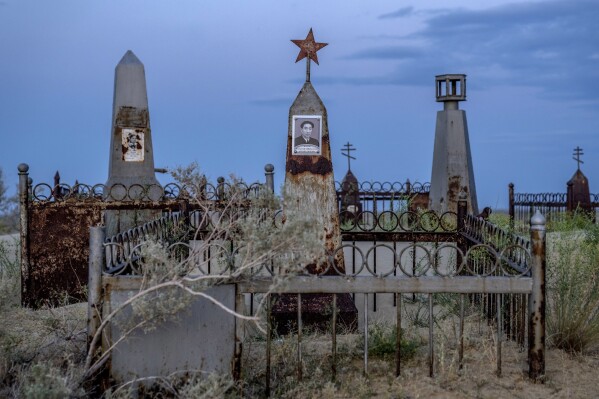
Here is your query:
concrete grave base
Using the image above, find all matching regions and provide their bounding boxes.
[102,277,236,387]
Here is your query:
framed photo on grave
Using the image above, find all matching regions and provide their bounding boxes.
[121,128,145,162]
[292,115,322,156]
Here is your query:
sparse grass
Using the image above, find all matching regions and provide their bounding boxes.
[546,209,596,232]
[359,321,419,361]
[547,228,599,353]
[488,212,512,231]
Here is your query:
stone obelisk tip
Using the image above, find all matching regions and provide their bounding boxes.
[118,50,143,65]
[113,50,148,110]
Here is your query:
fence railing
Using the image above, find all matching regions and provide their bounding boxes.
[89,205,547,389]
[335,180,430,215]
[103,213,188,275]
[508,183,599,233]
[30,181,265,203]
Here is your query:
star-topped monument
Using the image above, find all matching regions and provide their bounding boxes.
[291,28,327,82]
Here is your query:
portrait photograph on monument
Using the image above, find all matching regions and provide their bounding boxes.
[292,115,322,156]
[121,128,145,162]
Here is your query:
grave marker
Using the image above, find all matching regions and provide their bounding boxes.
[105,50,162,236]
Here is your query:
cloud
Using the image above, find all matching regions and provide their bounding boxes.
[378,6,414,19]
[338,0,599,103]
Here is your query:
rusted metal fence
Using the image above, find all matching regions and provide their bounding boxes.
[87,197,545,392]
[336,180,430,215]
[19,162,434,307]
[508,183,598,233]
[17,163,262,307]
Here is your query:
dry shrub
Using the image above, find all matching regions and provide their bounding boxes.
[547,227,599,353]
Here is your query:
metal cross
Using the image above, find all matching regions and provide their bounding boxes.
[341,142,356,171]
[291,28,328,83]
[573,146,584,170]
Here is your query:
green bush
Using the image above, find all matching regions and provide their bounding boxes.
[360,322,419,360]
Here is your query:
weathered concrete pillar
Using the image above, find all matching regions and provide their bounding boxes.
[105,50,161,237]
[273,30,357,334]
[429,74,478,215]
[285,81,343,272]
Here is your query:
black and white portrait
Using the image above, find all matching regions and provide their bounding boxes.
[292,115,322,156]
[122,128,145,162]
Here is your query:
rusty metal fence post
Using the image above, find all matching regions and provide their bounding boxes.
[264,164,275,193]
[508,183,515,230]
[528,210,546,381]
[87,226,105,346]
[566,181,574,213]
[217,176,225,201]
[18,163,30,305]
[233,285,245,381]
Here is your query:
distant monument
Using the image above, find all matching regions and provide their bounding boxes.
[339,142,362,219]
[567,146,592,214]
[105,50,162,236]
[273,29,357,333]
[429,74,478,214]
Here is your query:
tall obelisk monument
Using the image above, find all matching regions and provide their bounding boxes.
[429,74,478,214]
[270,29,357,334]
[105,50,161,236]
[285,29,343,272]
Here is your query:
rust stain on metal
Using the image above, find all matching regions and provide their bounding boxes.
[291,28,328,65]
[528,222,546,381]
[25,202,103,307]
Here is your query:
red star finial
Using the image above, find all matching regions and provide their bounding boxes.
[291,28,328,65]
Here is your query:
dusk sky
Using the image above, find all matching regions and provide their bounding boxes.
[1,0,597,209]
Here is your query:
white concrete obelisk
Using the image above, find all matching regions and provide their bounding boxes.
[105,50,161,236]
